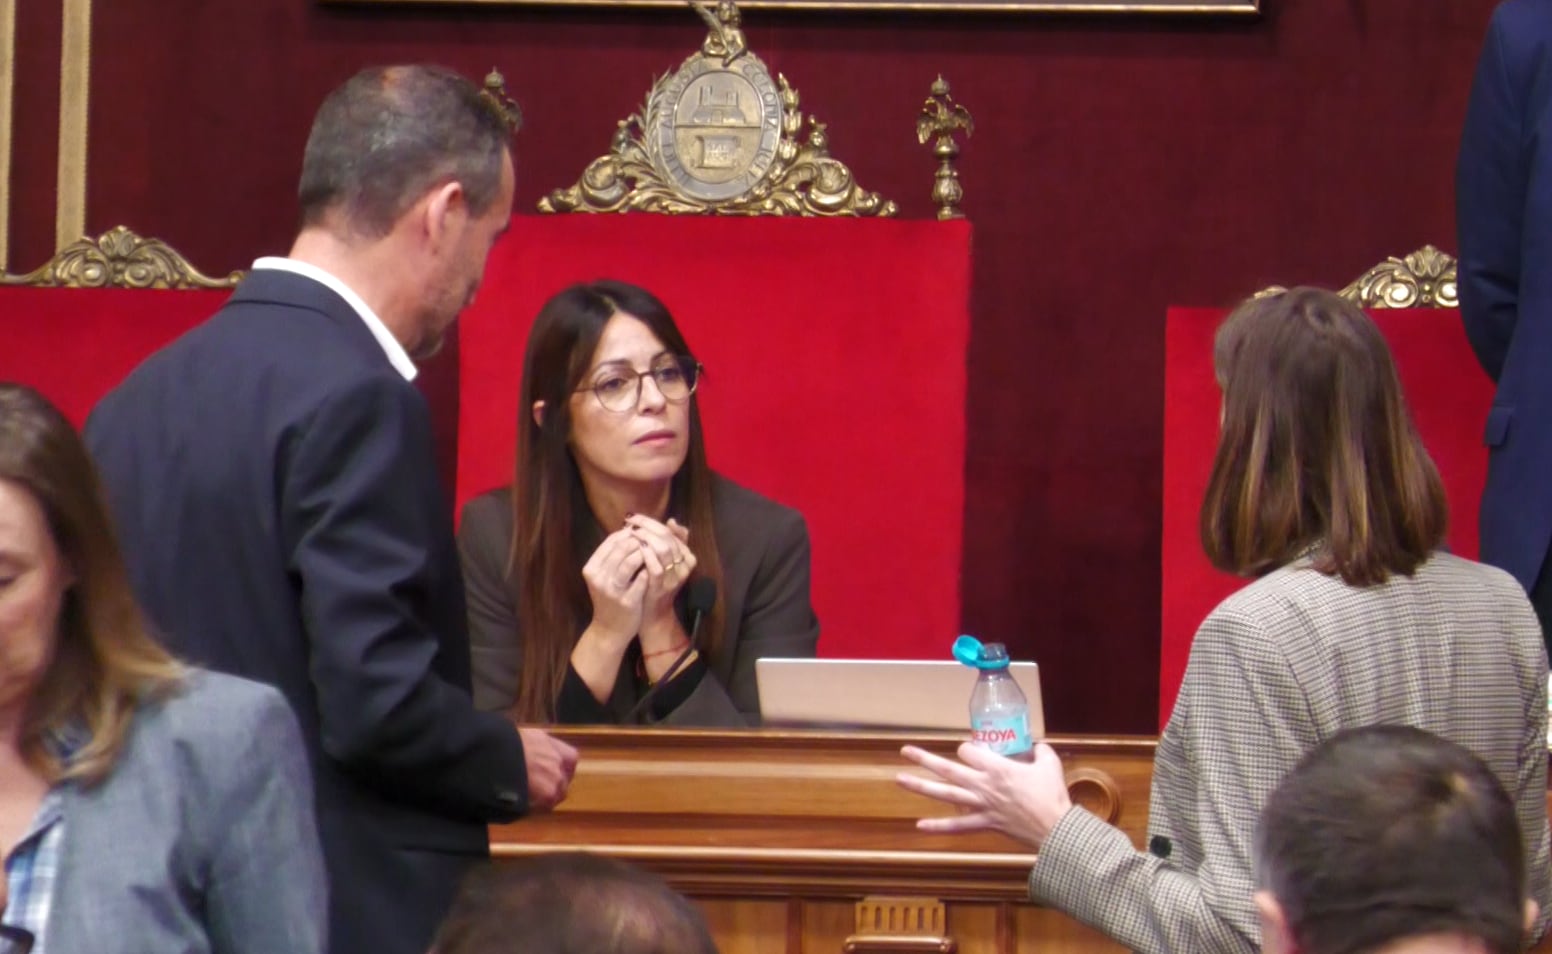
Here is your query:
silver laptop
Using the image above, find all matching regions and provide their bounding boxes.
[755,657,1045,737]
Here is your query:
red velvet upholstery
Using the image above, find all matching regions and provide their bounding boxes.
[1160,305,1497,727]
[456,215,973,662]
[0,285,464,499]
[0,286,227,425]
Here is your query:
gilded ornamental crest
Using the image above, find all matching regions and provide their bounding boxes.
[540,0,896,216]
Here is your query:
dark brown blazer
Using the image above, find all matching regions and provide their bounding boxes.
[458,474,820,726]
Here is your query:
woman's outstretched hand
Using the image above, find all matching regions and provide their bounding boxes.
[897,741,1073,849]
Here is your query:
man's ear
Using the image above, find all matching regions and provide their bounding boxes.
[532,400,546,428]
[1255,890,1293,954]
[423,180,465,246]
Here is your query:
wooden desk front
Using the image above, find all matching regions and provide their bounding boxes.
[490,729,1152,953]
[491,729,1552,953]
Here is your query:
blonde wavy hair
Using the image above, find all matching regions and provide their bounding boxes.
[0,383,183,785]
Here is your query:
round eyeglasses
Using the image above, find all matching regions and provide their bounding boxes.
[576,356,702,412]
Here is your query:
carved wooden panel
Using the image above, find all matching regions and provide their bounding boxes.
[487,731,1552,952]
[489,729,1153,952]
[844,896,954,952]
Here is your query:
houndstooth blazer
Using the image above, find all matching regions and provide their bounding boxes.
[1029,551,1552,954]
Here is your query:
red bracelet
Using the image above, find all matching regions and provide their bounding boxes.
[643,642,690,661]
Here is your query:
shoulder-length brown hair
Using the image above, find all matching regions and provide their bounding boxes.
[510,281,725,722]
[0,384,183,784]
[1200,287,1447,586]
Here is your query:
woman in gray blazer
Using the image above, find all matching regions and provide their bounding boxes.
[0,383,325,954]
[458,280,819,727]
[897,288,1552,953]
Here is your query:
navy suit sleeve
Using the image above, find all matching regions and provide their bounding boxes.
[281,374,528,821]
[1458,5,1530,382]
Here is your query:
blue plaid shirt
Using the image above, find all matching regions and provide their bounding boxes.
[1,787,63,954]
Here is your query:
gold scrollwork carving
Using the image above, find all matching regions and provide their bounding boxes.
[1064,766,1121,824]
[539,1,895,218]
[1337,245,1457,309]
[917,76,973,221]
[0,226,242,289]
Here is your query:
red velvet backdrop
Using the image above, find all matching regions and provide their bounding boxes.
[6,0,1498,733]
[1160,305,1497,727]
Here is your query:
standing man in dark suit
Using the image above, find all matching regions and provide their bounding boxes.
[1458,0,1552,653]
[84,64,578,954]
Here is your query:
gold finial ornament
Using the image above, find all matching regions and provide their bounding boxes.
[691,0,748,66]
[0,226,241,289]
[1337,245,1458,309]
[539,0,895,217]
[917,76,974,221]
[482,69,524,131]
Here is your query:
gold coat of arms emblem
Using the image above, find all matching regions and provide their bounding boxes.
[651,3,783,202]
[538,0,897,217]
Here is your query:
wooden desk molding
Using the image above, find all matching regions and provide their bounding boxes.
[491,730,1552,953]
[490,729,1156,953]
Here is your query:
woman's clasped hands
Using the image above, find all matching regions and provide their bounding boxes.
[579,514,696,670]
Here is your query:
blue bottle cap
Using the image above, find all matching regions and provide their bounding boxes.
[952,635,1011,670]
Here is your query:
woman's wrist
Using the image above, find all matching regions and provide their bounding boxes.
[640,619,691,682]
[638,614,685,654]
[645,648,699,685]
[572,624,632,701]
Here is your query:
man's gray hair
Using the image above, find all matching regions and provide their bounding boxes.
[298,64,517,238]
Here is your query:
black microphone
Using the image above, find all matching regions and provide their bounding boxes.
[625,578,717,724]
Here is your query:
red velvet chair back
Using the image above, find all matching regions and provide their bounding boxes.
[1160,305,1495,727]
[0,286,228,425]
[0,284,465,497]
[456,215,973,661]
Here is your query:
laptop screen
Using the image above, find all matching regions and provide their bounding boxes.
[755,658,1045,737]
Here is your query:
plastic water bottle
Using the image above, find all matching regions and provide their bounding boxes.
[954,635,1034,762]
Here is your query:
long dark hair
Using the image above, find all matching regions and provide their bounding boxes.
[510,281,725,721]
[1200,287,1447,585]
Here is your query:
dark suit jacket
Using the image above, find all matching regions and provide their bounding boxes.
[458,475,820,725]
[1458,0,1552,590]
[84,268,529,954]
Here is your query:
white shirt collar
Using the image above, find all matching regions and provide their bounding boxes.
[252,256,418,381]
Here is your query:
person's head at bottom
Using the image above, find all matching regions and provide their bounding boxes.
[430,852,719,954]
[1255,724,1536,954]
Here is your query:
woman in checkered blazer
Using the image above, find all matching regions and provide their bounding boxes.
[900,287,1552,954]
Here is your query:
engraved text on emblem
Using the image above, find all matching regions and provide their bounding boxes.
[653,56,782,203]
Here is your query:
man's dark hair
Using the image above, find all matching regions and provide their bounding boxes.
[431,853,719,954]
[298,64,517,238]
[1255,725,1525,954]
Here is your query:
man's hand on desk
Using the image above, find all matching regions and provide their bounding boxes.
[520,727,580,811]
[897,742,1073,849]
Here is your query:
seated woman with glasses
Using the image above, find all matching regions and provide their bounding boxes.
[0,383,325,953]
[458,280,819,726]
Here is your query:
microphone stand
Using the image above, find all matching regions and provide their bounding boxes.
[625,582,715,724]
